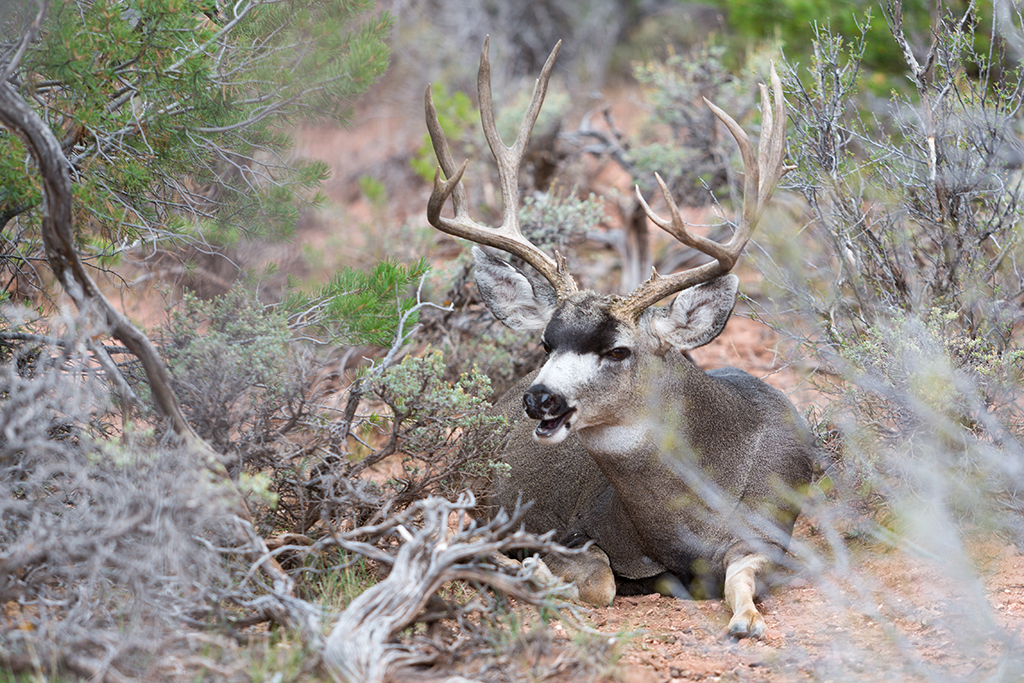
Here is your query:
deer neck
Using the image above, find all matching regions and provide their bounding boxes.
[572,351,736,568]
[574,350,725,466]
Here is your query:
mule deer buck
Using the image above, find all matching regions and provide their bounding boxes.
[425,40,815,639]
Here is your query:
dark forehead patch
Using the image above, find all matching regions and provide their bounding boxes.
[543,292,622,355]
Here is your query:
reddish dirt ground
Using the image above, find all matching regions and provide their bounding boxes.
[575,529,1024,682]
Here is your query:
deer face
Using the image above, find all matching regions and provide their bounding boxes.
[525,291,641,444]
[474,248,739,444]
[427,45,784,445]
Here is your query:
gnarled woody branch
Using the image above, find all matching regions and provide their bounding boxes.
[0,72,194,443]
[323,493,577,683]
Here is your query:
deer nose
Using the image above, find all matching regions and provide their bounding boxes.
[523,384,568,419]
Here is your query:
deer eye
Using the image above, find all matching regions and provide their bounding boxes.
[605,347,630,361]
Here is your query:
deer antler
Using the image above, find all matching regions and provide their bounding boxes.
[613,64,789,321]
[425,38,579,300]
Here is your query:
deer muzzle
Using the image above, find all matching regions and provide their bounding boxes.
[524,384,575,442]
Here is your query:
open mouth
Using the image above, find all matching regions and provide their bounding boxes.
[534,408,575,440]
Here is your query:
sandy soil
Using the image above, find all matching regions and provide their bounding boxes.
[573,529,1024,683]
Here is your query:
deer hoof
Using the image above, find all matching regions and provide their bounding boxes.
[726,607,766,640]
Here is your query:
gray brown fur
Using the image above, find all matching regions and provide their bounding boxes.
[426,44,808,636]
[476,249,817,630]
[490,325,815,599]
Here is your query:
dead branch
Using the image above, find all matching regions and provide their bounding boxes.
[322,493,575,683]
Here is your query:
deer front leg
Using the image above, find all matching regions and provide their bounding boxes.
[543,545,616,607]
[723,552,769,639]
[490,546,616,607]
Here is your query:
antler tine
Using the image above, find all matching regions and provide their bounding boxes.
[615,63,788,320]
[758,65,789,207]
[425,38,578,300]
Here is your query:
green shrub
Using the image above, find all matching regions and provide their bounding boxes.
[283,258,430,346]
[714,0,944,74]
[162,288,299,473]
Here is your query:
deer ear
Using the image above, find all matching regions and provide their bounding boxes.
[473,247,558,331]
[649,275,739,351]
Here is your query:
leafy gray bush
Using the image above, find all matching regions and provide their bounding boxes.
[0,287,565,681]
[756,6,1024,537]
[0,310,247,680]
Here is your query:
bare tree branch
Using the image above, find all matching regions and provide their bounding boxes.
[323,493,578,683]
[0,0,46,84]
[0,80,199,441]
